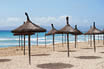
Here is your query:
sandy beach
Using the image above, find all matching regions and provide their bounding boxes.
[0,40,104,69]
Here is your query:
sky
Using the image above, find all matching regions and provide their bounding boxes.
[0,0,104,31]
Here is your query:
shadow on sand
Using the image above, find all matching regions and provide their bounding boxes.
[37,63,74,69]
[75,56,102,59]
[81,48,93,49]
[31,54,50,56]
[0,59,11,62]
[58,50,76,52]
[97,46,104,47]
[100,52,104,53]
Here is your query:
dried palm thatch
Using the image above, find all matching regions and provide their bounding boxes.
[13,32,34,35]
[12,12,46,34]
[46,24,57,36]
[84,22,101,35]
[56,18,75,34]
[72,25,82,35]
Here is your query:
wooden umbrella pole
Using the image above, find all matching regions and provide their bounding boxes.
[93,34,96,52]
[62,34,63,46]
[75,35,77,48]
[24,35,25,55]
[21,35,23,50]
[19,35,20,47]
[90,35,92,47]
[28,35,31,65]
[37,33,38,46]
[65,34,66,44]
[103,34,104,45]
[67,34,69,57]
[53,34,55,51]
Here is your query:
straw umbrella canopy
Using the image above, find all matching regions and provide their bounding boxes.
[12,14,46,33]
[45,24,57,51]
[12,13,46,47]
[71,25,82,48]
[101,29,104,45]
[12,12,46,64]
[56,16,75,57]
[84,22,101,52]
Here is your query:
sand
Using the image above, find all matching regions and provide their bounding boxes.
[0,40,104,69]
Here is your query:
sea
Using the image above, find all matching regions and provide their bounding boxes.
[0,30,102,48]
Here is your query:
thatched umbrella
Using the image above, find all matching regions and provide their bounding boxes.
[56,16,75,57]
[45,24,57,51]
[12,12,46,64]
[13,22,34,55]
[12,13,46,33]
[90,35,92,47]
[71,25,82,48]
[84,22,101,52]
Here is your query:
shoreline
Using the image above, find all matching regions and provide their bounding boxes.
[0,40,103,57]
[0,40,89,48]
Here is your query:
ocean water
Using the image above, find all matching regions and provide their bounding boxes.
[0,30,102,48]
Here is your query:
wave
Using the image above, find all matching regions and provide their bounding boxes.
[0,34,103,48]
